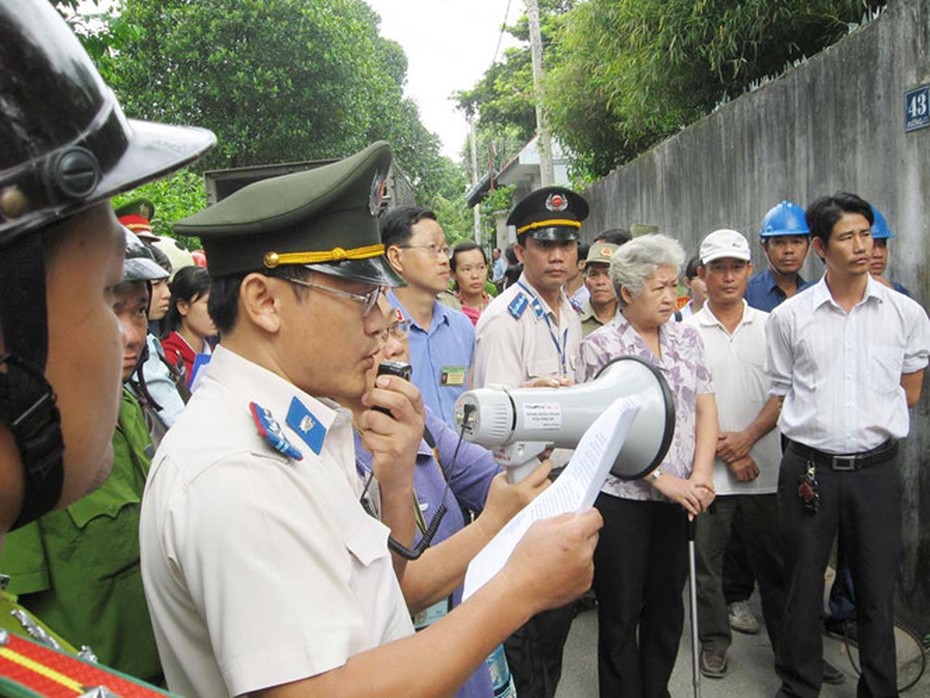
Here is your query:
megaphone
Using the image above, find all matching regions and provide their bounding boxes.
[453,357,675,483]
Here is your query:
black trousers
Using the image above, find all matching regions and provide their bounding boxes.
[775,445,901,698]
[503,604,573,698]
[593,494,688,698]
[722,508,758,604]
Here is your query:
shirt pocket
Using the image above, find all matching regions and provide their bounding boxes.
[867,344,904,399]
[343,515,391,569]
[57,478,142,581]
[526,354,562,380]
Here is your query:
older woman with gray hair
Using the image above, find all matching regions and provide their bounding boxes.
[576,233,717,697]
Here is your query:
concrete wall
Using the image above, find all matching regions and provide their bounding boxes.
[582,0,930,631]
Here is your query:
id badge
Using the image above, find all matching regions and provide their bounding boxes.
[412,596,451,630]
[440,365,466,386]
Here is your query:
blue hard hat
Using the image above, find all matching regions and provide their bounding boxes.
[759,201,810,238]
[870,205,895,240]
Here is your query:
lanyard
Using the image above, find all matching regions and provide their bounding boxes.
[354,427,451,542]
[518,281,569,374]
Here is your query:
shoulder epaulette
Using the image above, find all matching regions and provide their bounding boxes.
[0,630,171,697]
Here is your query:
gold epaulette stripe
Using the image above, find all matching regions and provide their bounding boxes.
[0,634,170,697]
[516,219,582,234]
[264,243,385,268]
[0,646,83,694]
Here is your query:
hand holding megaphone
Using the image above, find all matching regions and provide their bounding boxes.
[454,357,676,483]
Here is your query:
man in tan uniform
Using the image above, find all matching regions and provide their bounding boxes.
[473,187,587,390]
[472,186,589,697]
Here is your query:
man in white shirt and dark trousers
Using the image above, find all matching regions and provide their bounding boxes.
[766,192,930,698]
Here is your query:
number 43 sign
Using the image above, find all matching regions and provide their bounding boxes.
[905,85,930,132]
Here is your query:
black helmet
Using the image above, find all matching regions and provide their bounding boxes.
[123,228,170,283]
[0,0,215,529]
[0,0,215,243]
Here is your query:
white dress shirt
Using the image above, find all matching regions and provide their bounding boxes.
[765,275,930,453]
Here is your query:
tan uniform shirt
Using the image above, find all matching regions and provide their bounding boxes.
[473,274,582,388]
[140,346,413,698]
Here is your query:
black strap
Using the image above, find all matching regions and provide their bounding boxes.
[0,235,64,529]
[422,424,436,449]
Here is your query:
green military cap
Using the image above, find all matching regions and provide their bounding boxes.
[114,197,156,221]
[507,186,588,242]
[630,223,661,238]
[585,241,619,265]
[174,141,404,287]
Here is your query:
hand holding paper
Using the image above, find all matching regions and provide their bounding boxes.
[463,396,641,599]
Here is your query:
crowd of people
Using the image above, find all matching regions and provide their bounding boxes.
[1,4,927,698]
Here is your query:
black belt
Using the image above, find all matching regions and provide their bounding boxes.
[786,439,898,471]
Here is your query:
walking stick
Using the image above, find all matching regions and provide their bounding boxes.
[688,514,701,698]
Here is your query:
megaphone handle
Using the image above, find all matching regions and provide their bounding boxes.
[506,460,543,484]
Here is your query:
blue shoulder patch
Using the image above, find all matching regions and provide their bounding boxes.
[286,397,328,455]
[508,293,529,319]
[530,296,545,319]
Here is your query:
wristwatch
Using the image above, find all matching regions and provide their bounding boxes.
[649,467,663,482]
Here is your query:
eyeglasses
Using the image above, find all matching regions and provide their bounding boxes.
[378,318,411,343]
[398,243,452,259]
[281,276,383,315]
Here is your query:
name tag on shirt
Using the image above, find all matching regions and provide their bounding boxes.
[441,366,466,386]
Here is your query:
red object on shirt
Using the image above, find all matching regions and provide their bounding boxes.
[161,331,196,384]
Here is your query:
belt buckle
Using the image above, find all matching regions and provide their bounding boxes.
[831,454,858,471]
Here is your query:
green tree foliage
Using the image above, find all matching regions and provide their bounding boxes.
[107,1,400,165]
[68,0,458,223]
[111,169,206,248]
[546,0,884,178]
[455,0,574,145]
[453,2,574,239]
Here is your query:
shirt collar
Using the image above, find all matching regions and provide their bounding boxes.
[386,289,450,331]
[204,344,344,435]
[811,273,884,310]
[517,273,567,318]
[762,266,805,293]
[695,300,753,328]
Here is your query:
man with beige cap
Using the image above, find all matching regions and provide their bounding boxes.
[685,229,784,679]
[579,241,620,337]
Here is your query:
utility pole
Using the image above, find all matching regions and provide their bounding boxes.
[526,0,555,186]
[468,111,482,244]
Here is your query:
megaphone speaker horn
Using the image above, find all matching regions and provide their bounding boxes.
[454,356,675,481]
[594,357,675,480]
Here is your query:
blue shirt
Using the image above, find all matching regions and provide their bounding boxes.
[492,257,507,283]
[389,291,475,427]
[138,334,186,428]
[353,407,500,698]
[744,267,805,312]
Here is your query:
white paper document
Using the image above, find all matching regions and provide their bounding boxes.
[463,396,642,600]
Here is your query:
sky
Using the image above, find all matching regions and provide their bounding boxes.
[364,0,521,159]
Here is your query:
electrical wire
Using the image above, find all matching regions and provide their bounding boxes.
[492,0,514,65]
[830,618,926,692]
